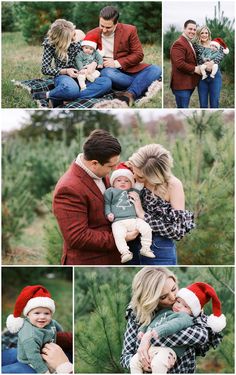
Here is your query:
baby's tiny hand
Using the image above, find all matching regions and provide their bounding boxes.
[151,329,159,340]
[107,213,115,222]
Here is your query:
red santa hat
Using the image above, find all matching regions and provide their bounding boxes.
[110,164,135,187]
[177,282,226,332]
[6,285,55,333]
[210,38,229,54]
[81,33,98,50]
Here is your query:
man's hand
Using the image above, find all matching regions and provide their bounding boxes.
[194,66,202,75]
[103,58,116,68]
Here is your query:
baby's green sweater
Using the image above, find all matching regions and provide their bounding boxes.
[104,188,139,222]
[17,318,62,373]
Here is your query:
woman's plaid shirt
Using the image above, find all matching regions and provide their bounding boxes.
[141,188,195,240]
[120,308,222,373]
[41,38,81,76]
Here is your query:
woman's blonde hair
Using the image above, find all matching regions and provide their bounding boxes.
[196,25,212,45]
[129,144,173,198]
[47,19,76,61]
[130,267,177,326]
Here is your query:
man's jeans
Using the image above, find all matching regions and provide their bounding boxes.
[198,69,222,108]
[49,75,112,105]
[100,65,162,98]
[2,349,36,373]
[172,88,194,108]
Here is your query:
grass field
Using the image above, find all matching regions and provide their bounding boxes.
[2,32,162,108]
[163,59,235,108]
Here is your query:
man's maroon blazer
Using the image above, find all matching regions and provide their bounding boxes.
[87,23,150,73]
[170,35,200,90]
[53,162,121,265]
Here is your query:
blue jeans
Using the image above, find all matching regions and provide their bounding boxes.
[172,89,194,108]
[100,65,162,98]
[2,349,36,373]
[49,75,112,105]
[198,70,222,108]
[128,235,177,265]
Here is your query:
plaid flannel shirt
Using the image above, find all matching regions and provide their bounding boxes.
[141,188,195,241]
[120,307,222,373]
[193,43,225,65]
[42,38,81,76]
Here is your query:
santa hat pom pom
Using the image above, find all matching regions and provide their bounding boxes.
[207,313,226,332]
[6,314,24,333]
[223,48,229,55]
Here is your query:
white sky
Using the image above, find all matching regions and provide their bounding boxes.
[1,109,185,132]
[163,0,235,31]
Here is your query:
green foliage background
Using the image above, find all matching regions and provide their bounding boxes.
[2,110,234,265]
[74,266,234,373]
[2,1,161,44]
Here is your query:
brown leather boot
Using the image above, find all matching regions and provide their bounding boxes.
[114,91,135,106]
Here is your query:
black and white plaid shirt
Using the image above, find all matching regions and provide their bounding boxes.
[41,38,81,76]
[120,307,222,373]
[140,188,195,241]
[193,43,225,65]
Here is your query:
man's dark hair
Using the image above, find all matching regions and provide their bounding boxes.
[99,6,119,24]
[184,19,197,28]
[83,129,121,165]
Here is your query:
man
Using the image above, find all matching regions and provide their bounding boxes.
[170,19,202,108]
[86,6,162,106]
[53,129,124,265]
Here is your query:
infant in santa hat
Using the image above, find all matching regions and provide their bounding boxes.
[104,165,155,263]
[6,285,63,374]
[75,32,104,90]
[130,282,226,374]
[199,37,229,79]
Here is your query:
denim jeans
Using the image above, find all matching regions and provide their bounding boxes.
[197,69,222,108]
[172,89,194,108]
[128,235,177,265]
[49,75,112,105]
[2,349,36,373]
[100,65,162,98]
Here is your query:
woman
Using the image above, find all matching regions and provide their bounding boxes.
[120,267,222,373]
[33,19,112,107]
[127,144,195,265]
[194,26,224,108]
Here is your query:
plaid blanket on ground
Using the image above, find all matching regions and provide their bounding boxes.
[12,77,162,108]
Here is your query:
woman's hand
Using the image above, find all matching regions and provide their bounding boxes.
[62,68,79,78]
[41,343,70,370]
[128,192,145,219]
[137,331,152,369]
[205,61,214,72]
[86,62,97,75]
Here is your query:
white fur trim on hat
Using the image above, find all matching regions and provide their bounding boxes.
[81,40,97,49]
[207,313,226,332]
[223,47,229,55]
[177,288,202,317]
[23,296,55,316]
[110,169,135,187]
[6,314,24,333]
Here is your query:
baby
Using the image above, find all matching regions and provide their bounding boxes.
[199,37,229,79]
[130,282,227,374]
[104,168,155,263]
[75,33,103,90]
[6,285,63,373]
